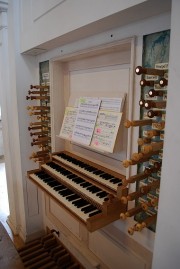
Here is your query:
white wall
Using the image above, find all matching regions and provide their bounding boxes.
[20,0,146,52]
[20,0,171,53]
[152,1,180,268]
[0,0,44,241]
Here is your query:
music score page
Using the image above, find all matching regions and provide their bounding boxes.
[71,97,101,145]
[90,110,122,153]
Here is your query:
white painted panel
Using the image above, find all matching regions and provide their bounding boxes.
[32,0,66,21]
[69,66,129,102]
[89,230,146,269]
[49,198,80,238]
[69,65,129,160]
[26,180,39,216]
[20,0,153,52]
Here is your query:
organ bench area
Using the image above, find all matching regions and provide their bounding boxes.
[27,151,127,232]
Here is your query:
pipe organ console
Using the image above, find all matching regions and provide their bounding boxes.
[26,65,168,237]
[26,69,167,237]
[24,32,170,269]
[27,151,127,232]
[122,63,168,234]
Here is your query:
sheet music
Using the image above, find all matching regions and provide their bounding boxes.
[59,107,78,140]
[90,110,122,153]
[100,96,125,112]
[71,97,101,145]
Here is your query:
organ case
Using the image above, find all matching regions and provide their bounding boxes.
[27,38,135,234]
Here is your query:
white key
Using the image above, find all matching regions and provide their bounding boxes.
[53,155,121,191]
[42,163,107,205]
[30,173,100,222]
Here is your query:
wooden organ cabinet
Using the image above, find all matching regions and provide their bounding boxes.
[27,38,133,233]
[26,32,170,269]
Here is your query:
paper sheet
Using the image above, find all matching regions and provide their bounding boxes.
[59,107,78,140]
[90,110,122,153]
[100,96,125,112]
[71,97,101,145]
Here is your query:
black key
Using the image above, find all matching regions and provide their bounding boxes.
[79,163,89,168]
[80,182,92,188]
[89,209,102,217]
[44,179,57,184]
[60,189,74,197]
[85,166,97,172]
[71,198,82,204]
[87,186,101,193]
[53,185,65,191]
[77,162,86,166]
[72,198,85,206]
[66,194,80,201]
[54,167,62,172]
[82,205,96,213]
[73,160,82,166]
[76,200,89,208]
[91,188,101,194]
[100,173,113,180]
[92,170,104,175]
[62,171,72,176]
[47,181,60,187]
[35,171,46,177]
[43,178,55,183]
[72,177,85,184]
[36,173,48,179]
[109,178,121,184]
[48,163,60,170]
[97,191,108,198]
[58,188,68,194]
[38,174,52,180]
[67,174,79,180]
[40,175,53,179]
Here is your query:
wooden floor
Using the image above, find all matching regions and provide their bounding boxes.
[0,157,24,250]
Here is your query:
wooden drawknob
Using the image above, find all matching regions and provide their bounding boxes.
[128,227,135,235]
[120,213,127,220]
[136,222,146,231]
[120,196,128,204]
[128,225,138,236]
[124,120,132,128]
[122,160,132,168]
